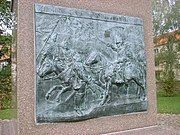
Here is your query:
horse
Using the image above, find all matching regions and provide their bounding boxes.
[98,59,146,105]
[111,61,146,99]
[37,52,93,115]
[37,54,66,80]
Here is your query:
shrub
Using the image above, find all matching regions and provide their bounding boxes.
[0,65,12,109]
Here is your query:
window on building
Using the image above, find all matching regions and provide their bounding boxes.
[154,48,159,54]
[155,71,161,80]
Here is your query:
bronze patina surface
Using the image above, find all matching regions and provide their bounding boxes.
[35,4,147,123]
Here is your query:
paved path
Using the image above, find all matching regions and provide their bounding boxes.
[0,119,16,135]
[106,125,179,135]
[157,114,180,130]
[108,114,180,135]
[0,114,179,135]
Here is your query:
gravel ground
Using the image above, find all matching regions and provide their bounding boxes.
[0,119,16,135]
[157,114,180,132]
[158,114,180,127]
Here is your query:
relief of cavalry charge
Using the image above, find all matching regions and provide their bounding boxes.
[35,5,147,122]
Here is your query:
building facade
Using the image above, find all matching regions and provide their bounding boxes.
[154,30,180,81]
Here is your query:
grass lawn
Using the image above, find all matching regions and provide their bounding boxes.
[0,109,17,120]
[157,93,180,114]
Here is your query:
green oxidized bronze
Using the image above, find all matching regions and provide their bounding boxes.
[35,4,147,123]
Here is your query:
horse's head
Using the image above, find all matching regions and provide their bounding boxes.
[37,59,54,78]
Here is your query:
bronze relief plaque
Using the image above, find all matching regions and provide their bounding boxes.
[35,4,147,123]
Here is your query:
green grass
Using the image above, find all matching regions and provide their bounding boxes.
[0,109,17,120]
[157,93,180,114]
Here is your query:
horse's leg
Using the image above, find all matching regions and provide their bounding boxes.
[126,84,129,97]
[45,85,63,101]
[64,90,76,103]
[74,91,86,116]
[98,72,106,98]
[55,85,72,102]
[136,85,140,98]
[130,78,146,99]
[125,82,129,97]
[100,79,111,105]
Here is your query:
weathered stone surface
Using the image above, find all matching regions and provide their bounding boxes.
[35,4,147,123]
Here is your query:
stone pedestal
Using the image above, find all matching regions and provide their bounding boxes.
[17,0,157,134]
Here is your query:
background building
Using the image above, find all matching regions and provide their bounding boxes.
[154,30,180,91]
[154,30,180,80]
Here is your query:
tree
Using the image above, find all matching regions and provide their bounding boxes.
[0,0,13,109]
[0,0,13,60]
[153,0,180,96]
[0,65,12,109]
[0,0,14,30]
[0,35,12,60]
[152,0,179,36]
[155,32,180,96]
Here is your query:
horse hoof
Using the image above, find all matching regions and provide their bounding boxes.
[45,94,50,100]
[75,109,83,116]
